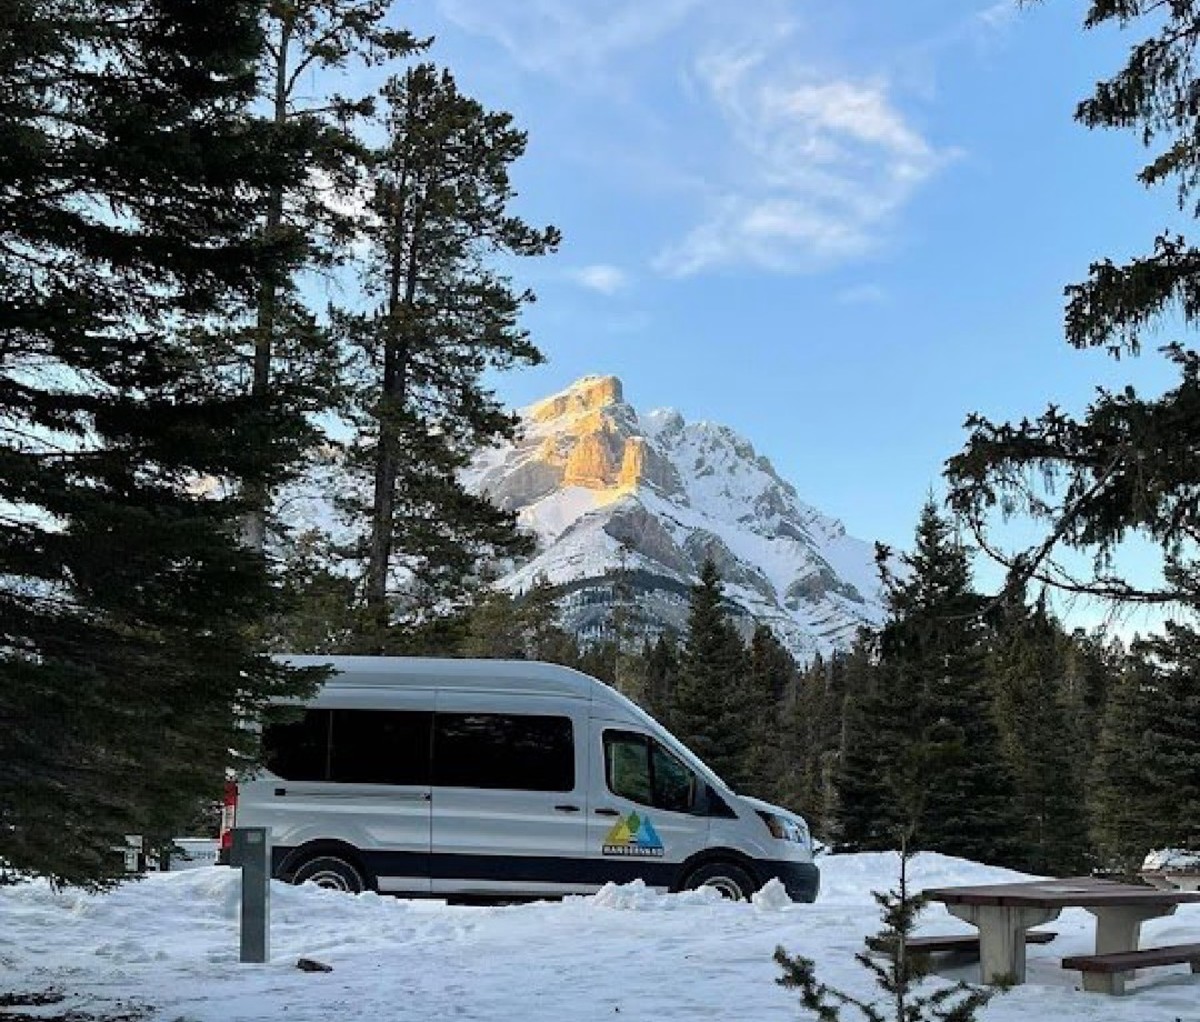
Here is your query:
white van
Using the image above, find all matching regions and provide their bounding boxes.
[223,656,819,902]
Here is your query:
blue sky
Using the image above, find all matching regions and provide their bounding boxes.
[338,1,1185,616]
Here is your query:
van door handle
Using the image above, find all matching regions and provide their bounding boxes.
[554,804,581,813]
[594,808,621,817]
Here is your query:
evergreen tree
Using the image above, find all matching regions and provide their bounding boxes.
[988,594,1090,875]
[673,559,750,788]
[269,530,360,652]
[1140,624,1200,852]
[946,2,1200,617]
[1060,628,1117,767]
[608,551,645,702]
[462,591,529,659]
[339,64,559,645]
[743,624,795,803]
[238,1,419,550]
[518,579,580,665]
[832,654,914,853]
[1088,652,1161,873]
[871,502,1017,864]
[0,0,318,885]
[643,633,679,725]
[776,842,993,1022]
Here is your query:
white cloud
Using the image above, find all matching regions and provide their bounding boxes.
[975,1,1017,34]
[568,264,631,295]
[655,51,957,276]
[435,0,701,83]
[434,0,965,277]
[836,283,888,305]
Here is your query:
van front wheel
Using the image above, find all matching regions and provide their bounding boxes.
[683,862,755,901]
[291,854,369,894]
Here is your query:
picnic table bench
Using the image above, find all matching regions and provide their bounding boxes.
[923,877,1200,990]
[1062,942,1200,995]
[904,930,1056,959]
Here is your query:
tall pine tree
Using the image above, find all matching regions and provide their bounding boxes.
[743,624,794,804]
[238,0,419,550]
[988,593,1090,875]
[673,559,751,788]
[947,2,1200,614]
[338,64,559,646]
[853,502,1017,863]
[0,0,318,885]
[1140,624,1200,853]
[1088,651,1161,873]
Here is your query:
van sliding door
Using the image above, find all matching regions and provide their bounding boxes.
[430,692,589,896]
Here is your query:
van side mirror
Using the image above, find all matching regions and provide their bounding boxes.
[691,783,714,816]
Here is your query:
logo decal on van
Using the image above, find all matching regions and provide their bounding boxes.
[602,812,664,857]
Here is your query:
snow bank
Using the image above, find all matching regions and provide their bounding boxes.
[3,854,1199,1021]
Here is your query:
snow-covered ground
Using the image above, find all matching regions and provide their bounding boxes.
[4,853,1200,1021]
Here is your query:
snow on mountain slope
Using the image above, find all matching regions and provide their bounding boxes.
[463,375,886,659]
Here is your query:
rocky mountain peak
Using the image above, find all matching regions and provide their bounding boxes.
[464,375,886,660]
[529,374,625,424]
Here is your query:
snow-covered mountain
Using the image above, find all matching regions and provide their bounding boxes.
[464,375,885,660]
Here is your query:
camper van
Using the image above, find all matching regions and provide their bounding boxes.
[222,656,819,903]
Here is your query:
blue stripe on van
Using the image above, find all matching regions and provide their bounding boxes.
[272,847,820,902]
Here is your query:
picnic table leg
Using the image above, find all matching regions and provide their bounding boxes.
[1082,904,1178,996]
[946,904,1061,985]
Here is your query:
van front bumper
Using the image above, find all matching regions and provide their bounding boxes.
[757,860,820,903]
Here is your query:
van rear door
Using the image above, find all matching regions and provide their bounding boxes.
[257,702,433,894]
[430,692,590,897]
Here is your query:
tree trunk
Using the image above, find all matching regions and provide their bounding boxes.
[364,82,423,636]
[242,16,292,552]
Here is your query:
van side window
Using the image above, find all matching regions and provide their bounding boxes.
[329,710,431,785]
[433,714,574,792]
[263,709,331,781]
[604,731,697,813]
[262,709,432,785]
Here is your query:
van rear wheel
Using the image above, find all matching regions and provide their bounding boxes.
[291,854,369,894]
[684,862,756,901]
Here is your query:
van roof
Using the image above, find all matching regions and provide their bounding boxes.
[277,654,609,702]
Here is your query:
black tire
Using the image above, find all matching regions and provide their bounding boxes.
[683,861,757,901]
[290,854,370,894]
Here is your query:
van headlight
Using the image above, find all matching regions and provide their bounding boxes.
[756,810,809,846]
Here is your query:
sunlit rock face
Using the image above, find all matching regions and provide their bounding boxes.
[464,375,886,661]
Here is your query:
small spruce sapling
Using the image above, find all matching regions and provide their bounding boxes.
[775,839,995,1022]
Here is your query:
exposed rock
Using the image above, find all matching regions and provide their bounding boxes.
[563,426,625,488]
[602,503,692,575]
[618,437,683,496]
[530,374,623,423]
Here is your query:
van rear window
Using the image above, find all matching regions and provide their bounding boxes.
[262,709,331,781]
[433,714,574,792]
[262,709,432,785]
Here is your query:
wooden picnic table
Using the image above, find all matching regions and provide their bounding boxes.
[923,876,1200,986]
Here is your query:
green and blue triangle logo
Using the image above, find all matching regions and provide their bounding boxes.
[602,811,665,857]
